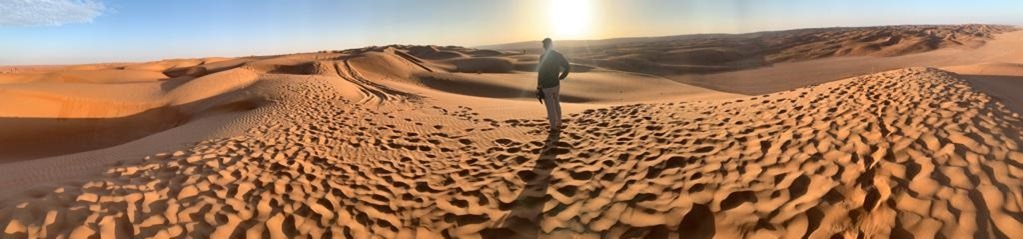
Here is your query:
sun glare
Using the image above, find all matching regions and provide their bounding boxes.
[549,0,594,39]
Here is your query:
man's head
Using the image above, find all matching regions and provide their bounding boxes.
[542,38,552,50]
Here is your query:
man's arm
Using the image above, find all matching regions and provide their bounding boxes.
[538,53,547,86]
[558,53,570,80]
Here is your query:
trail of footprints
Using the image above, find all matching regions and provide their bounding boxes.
[4,67,1023,238]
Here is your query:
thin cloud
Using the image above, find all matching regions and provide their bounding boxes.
[0,0,106,27]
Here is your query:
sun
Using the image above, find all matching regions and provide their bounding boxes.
[549,0,594,39]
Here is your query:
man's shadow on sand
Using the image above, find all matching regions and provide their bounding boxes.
[481,130,717,239]
[482,131,565,239]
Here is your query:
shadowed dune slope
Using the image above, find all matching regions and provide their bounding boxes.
[945,63,1023,113]
[0,66,264,162]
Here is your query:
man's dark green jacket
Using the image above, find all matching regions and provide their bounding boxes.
[537,50,570,88]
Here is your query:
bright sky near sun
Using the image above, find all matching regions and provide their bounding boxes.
[1,0,1022,64]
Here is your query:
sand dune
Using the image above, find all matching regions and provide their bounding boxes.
[4,67,1023,238]
[0,41,733,182]
[0,62,264,162]
[3,25,1023,238]
[486,25,1015,76]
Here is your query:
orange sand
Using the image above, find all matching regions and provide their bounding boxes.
[2,24,1023,238]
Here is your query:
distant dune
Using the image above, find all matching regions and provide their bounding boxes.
[486,24,1017,75]
[3,24,1023,238]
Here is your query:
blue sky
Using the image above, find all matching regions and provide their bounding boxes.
[1,0,1021,65]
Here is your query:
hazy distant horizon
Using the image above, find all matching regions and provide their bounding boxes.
[2,0,1022,65]
[5,22,1020,67]
[478,23,1023,49]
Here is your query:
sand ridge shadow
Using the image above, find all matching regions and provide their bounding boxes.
[482,131,563,239]
[959,74,1023,114]
[0,107,188,162]
[0,88,267,163]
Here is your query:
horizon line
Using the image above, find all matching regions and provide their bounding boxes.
[5,23,1021,67]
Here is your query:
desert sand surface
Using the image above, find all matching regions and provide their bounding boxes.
[2,25,1023,238]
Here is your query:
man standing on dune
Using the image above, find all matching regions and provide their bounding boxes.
[537,37,571,133]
